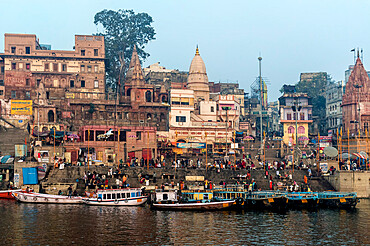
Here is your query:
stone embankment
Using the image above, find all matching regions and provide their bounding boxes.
[40,165,334,195]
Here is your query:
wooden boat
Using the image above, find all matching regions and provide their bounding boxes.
[83,188,147,206]
[213,188,287,210]
[283,192,319,209]
[318,191,358,209]
[12,191,84,204]
[151,189,236,211]
[0,189,22,199]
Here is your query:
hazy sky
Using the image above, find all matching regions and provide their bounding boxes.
[1,0,369,101]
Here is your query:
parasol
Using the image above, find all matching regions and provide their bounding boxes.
[323,146,338,157]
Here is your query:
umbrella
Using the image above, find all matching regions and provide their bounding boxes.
[340,153,352,159]
[353,153,367,159]
[323,146,338,157]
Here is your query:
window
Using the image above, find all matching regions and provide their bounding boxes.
[12,63,16,70]
[37,79,41,87]
[107,194,111,200]
[44,63,49,71]
[137,131,142,140]
[126,193,131,198]
[11,47,16,54]
[293,113,297,120]
[176,116,186,122]
[94,65,98,73]
[1,66,4,73]
[308,114,312,120]
[288,126,295,134]
[70,80,74,88]
[94,80,99,88]
[121,193,126,198]
[11,91,16,98]
[300,113,305,120]
[25,47,30,54]
[53,63,58,72]
[46,91,50,99]
[211,106,214,112]
[25,91,30,99]
[87,66,92,73]
[26,63,30,70]
[0,80,3,86]
[287,113,292,120]
[117,193,121,199]
[112,194,116,199]
[298,126,305,134]
[26,79,30,86]
[81,49,85,56]
[81,80,85,88]
[62,64,67,71]
[81,65,85,72]
[103,194,106,200]
[0,90,3,95]
[364,122,369,132]
[94,49,98,56]
[145,91,152,102]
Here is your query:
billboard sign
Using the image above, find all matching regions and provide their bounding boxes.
[11,100,32,115]
[176,142,206,149]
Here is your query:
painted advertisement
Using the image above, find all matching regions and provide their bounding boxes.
[11,100,32,115]
[176,142,206,149]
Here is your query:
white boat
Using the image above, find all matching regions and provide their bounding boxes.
[83,188,147,206]
[12,191,84,204]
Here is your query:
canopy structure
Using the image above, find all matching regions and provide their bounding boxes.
[352,152,368,159]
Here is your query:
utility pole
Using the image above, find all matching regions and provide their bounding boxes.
[258,56,263,155]
[222,106,231,157]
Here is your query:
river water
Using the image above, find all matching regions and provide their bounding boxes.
[0,199,369,245]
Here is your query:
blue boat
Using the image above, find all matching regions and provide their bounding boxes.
[317,191,358,209]
[282,192,319,209]
[213,187,287,210]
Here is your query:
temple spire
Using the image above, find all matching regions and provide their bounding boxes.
[196,45,199,55]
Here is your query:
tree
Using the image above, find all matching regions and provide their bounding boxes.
[295,73,331,134]
[94,9,156,89]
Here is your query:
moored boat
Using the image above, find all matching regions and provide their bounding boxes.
[151,189,236,211]
[83,188,147,206]
[0,189,22,199]
[12,191,84,204]
[213,188,287,210]
[318,191,358,209]
[283,192,319,209]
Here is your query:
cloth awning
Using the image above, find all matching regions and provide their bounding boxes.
[353,153,367,159]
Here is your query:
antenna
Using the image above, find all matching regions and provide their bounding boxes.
[361,48,363,61]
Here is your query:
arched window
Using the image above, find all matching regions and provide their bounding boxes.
[145,91,152,102]
[147,113,152,121]
[298,126,305,134]
[288,126,295,134]
[161,95,167,103]
[48,110,54,122]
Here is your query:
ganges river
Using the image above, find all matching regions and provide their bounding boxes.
[0,199,369,245]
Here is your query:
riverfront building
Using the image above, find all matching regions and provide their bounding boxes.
[279,85,313,145]
[167,48,240,155]
[342,54,370,134]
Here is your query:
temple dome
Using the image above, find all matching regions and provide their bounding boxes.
[187,47,210,100]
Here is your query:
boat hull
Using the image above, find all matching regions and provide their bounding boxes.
[0,189,21,199]
[319,197,358,209]
[242,196,288,210]
[152,200,236,211]
[83,196,147,206]
[12,192,84,204]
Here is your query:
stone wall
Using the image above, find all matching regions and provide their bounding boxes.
[324,170,370,198]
